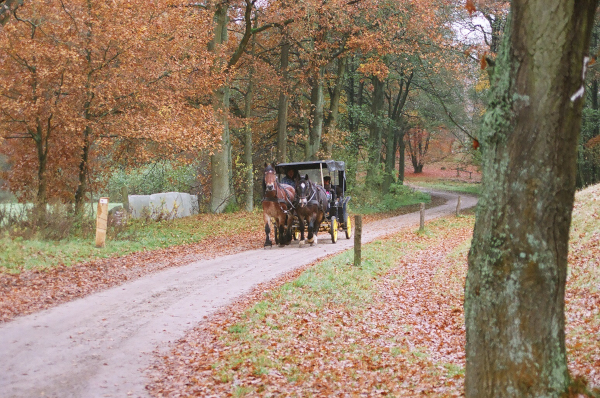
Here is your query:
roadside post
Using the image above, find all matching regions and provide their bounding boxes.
[456,195,461,217]
[354,215,362,267]
[95,197,109,248]
[419,202,425,231]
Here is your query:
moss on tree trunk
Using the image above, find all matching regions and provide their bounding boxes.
[465,2,597,396]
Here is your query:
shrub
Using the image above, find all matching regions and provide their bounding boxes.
[105,161,199,198]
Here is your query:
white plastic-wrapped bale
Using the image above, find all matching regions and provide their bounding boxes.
[190,195,199,214]
[129,192,198,219]
[128,195,151,218]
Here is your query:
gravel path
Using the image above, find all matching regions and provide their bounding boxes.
[0,190,476,398]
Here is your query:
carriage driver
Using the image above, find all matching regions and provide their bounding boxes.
[282,168,296,186]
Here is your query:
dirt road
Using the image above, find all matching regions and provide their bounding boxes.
[0,190,476,398]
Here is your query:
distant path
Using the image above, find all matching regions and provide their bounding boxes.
[0,190,477,398]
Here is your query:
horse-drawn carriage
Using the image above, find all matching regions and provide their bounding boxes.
[261,160,351,246]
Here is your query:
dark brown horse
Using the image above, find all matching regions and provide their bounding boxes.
[262,163,295,247]
[294,174,327,245]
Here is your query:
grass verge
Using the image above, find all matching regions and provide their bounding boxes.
[0,211,263,273]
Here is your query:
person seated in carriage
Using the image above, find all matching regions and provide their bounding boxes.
[282,168,296,187]
[323,176,342,203]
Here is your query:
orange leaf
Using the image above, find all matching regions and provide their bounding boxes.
[465,0,476,16]
[480,53,488,70]
[589,55,596,66]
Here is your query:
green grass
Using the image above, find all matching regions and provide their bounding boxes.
[0,210,263,273]
[350,183,431,214]
[408,180,482,195]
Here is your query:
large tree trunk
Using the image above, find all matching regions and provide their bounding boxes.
[366,76,384,185]
[210,86,233,213]
[382,124,395,193]
[388,73,411,187]
[209,3,233,213]
[74,125,91,216]
[591,78,598,137]
[276,41,290,163]
[306,69,324,161]
[33,119,49,221]
[324,57,346,158]
[243,60,254,212]
[397,129,405,184]
[465,2,597,397]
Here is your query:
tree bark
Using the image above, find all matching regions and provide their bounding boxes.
[306,69,324,161]
[465,2,597,397]
[276,41,290,163]
[209,3,233,213]
[324,57,346,158]
[243,57,255,212]
[366,75,384,184]
[382,124,395,193]
[397,128,405,184]
[210,85,233,213]
[387,72,411,187]
[33,118,49,221]
[74,125,91,215]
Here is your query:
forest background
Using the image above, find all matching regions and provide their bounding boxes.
[0,0,598,216]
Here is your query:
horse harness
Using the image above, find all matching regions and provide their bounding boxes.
[262,170,295,213]
[298,180,319,206]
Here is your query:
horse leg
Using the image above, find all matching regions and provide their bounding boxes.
[284,213,293,245]
[314,212,324,239]
[307,217,315,245]
[264,214,272,248]
[298,216,306,246]
[276,215,285,247]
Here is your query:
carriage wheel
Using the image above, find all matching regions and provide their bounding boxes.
[331,217,338,243]
[293,229,300,241]
[345,214,352,239]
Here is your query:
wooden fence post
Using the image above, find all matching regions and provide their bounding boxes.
[456,195,462,217]
[95,197,109,248]
[419,202,425,231]
[354,215,362,267]
[121,186,129,213]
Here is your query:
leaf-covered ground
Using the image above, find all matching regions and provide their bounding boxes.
[146,185,600,397]
[0,220,263,323]
[566,184,600,388]
[146,217,471,397]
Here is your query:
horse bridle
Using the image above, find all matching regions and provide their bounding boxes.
[297,179,317,206]
[263,169,295,209]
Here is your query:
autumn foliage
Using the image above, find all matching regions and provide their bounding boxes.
[0,1,221,211]
[0,0,486,212]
